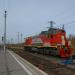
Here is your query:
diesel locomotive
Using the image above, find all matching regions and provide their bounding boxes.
[24,22,72,58]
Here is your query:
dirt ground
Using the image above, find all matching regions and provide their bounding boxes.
[71,37,75,55]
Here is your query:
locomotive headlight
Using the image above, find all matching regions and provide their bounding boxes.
[61,45,65,48]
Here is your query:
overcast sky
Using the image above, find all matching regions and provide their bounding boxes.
[0,0,75,43]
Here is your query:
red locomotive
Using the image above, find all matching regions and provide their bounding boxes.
[24,21,72,58]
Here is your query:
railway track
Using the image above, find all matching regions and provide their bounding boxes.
[10,48,75,75]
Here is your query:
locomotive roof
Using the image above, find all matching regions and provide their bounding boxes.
[40,28,65,35]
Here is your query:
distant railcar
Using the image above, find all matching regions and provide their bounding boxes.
[24,24,72,58]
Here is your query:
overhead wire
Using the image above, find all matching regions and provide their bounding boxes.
[47,5,75,35]
[64,21,75,25]
[45,5,75,28]
[52,5,75,20]
[52,5,75,29]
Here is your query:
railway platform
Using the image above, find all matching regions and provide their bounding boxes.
[0,49,48,75]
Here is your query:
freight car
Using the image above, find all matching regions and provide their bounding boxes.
[24,22,72,58]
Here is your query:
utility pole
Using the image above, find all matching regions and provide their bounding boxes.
[21,33,22,43]
[11,38,13,44]
[4,10,7,53]
[48,21,55,28]
[18,32,19,44]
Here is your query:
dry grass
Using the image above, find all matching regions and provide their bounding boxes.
[71,37,75,55]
